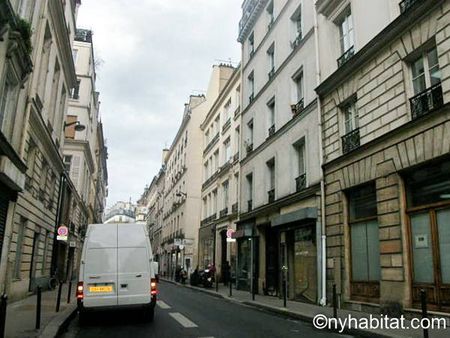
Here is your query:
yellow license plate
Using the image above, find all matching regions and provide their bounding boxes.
[89,286,113,293]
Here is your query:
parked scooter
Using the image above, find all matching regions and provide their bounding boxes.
[200,264,215,288]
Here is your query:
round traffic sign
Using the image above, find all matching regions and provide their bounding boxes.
[57,225,68,236]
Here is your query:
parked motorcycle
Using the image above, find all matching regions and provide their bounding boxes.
[199,268,214,288]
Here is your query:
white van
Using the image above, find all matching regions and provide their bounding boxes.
[77,223,157,322]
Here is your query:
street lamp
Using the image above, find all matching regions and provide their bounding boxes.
[64,120,86,132]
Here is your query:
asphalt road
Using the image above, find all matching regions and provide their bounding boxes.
[61,281,350,338]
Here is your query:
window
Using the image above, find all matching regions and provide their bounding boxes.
[235,86,241,110]
[248,72,255,102]
[223,181,229,210]
[347,184,380,287]
[267,1,274,29]
[223,99,231,123]
[224,139,232,162]
[411,47,441,95]
[343,99,359,134]
[294,72,304,103]
[248,32,255,58]
[71,79,81,99]
[212,190,218,215]
[42,230,50,273]
[267,98,275,136]
[267,158,275,191]
[72,49,78,65]
[294,140,306,191]
[0,68,20,139]
[339,10,354,53]
[14,218,27,279]
[234,127,240,155]
[214,150,219,172]
[291,4,303,47]
[267,44,275,78]
[246,120,254,152]
[246,173,253,208]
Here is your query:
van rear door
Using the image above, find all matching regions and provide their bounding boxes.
[83,224,118,308]
[117,224,151,306]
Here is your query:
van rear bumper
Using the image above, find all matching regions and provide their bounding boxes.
[78,295,156,313]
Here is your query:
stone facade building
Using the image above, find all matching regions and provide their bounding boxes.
[237,0,324,303]
[198,66,241,278]
[316,0,450,312]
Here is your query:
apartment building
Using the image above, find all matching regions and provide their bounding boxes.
[198,66,241,279]
[160,65,235,278]
[237,0,323,303]
[104,201,136,224]
[316,0,450,313]
[0,0,83,299]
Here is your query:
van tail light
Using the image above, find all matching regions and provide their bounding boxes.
[76,282,84,300]
[151,278,157,296]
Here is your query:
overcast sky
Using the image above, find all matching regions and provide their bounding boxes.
[76,0,242,207]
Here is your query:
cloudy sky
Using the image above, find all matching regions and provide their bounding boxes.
[76,0,242,207]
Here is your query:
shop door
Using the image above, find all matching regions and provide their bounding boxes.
[265,227,278,295]
[410,207,450,311]
[0,194,9,264]
[293,225,317,303]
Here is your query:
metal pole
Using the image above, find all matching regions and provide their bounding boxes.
[420,289,429,338]
[35,287,41,330]
[333,284,338,319]
[0,294,7,338]
[67,280,72,304]
[56,281,63,312]
[250,237,254,301]
[215,273,219,292]
[283,272,287,307]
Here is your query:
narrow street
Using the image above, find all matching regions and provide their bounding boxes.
[61,281,350,338]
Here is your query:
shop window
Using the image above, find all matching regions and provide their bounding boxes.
[348,184,380,299]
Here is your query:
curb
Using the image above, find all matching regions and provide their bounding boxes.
[38,304,77,338]
[160,279,401,338]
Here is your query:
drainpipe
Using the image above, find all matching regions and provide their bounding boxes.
[313,5,327,307]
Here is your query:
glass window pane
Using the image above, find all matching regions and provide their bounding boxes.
[366,220,380,281]
[348,184,377,221]
[411,213,434,283]
[351,223,369,281]
[427,48,438,68]
[437,208,450,284]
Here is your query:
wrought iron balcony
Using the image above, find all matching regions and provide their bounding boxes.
[233,152,240,162]
[249,93,254,104]
[268,18,274,30]
[220,208,228,218]
[222,118,231,132]
[290,34,303,49]
[268,189,275,203]
[410,83,443,120]
[268,67,275,80]
[246,143,254,154]
[249,49,255,59]
[247,200,253,212]
[291,98,305,116]
[337,46,355,67]
[232,203,238,214]
[204,132,220,154]
[295,173,307,192]
[342,128,360,154]
[75,29,93,43]
[399,0,421,13]
[268,124,275,137]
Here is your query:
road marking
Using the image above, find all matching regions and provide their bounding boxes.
[169,312,198,328]
[157,300,171,309]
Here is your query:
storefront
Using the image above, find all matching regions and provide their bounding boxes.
[198,224,214,269]
[271,207,318,303]
[235,221,258,292]
[404,158,450,311]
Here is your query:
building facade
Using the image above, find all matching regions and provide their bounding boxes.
[160,65,235,278]
[104,201,136,224]
[198,66,241,281]
[316,0,450,313]
[237,0,324,303]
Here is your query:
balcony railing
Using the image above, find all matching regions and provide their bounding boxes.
[220,208,228,218]
[268,189,275,203]
[222,118,231,132]
[246,143,253,154]
[233,152,239,163]
[268,124,275,137]
[234,106,241,118]
[295,173,307,192]
[399,0,421,13]
[247,200,253,212]
[410,83,443,120]
[342,128,360,154]
[249,93,254,104]
[290,33,303,49]
[291,98,305,116]
[268,67,275,80]
[337,46,355,67]
[204,133,220,154]
[232,203,238,214]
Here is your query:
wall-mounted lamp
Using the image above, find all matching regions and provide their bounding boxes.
[64,120,86,132]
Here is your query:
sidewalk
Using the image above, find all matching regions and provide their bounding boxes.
[161,278,450,338]
[5,282,77,338]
